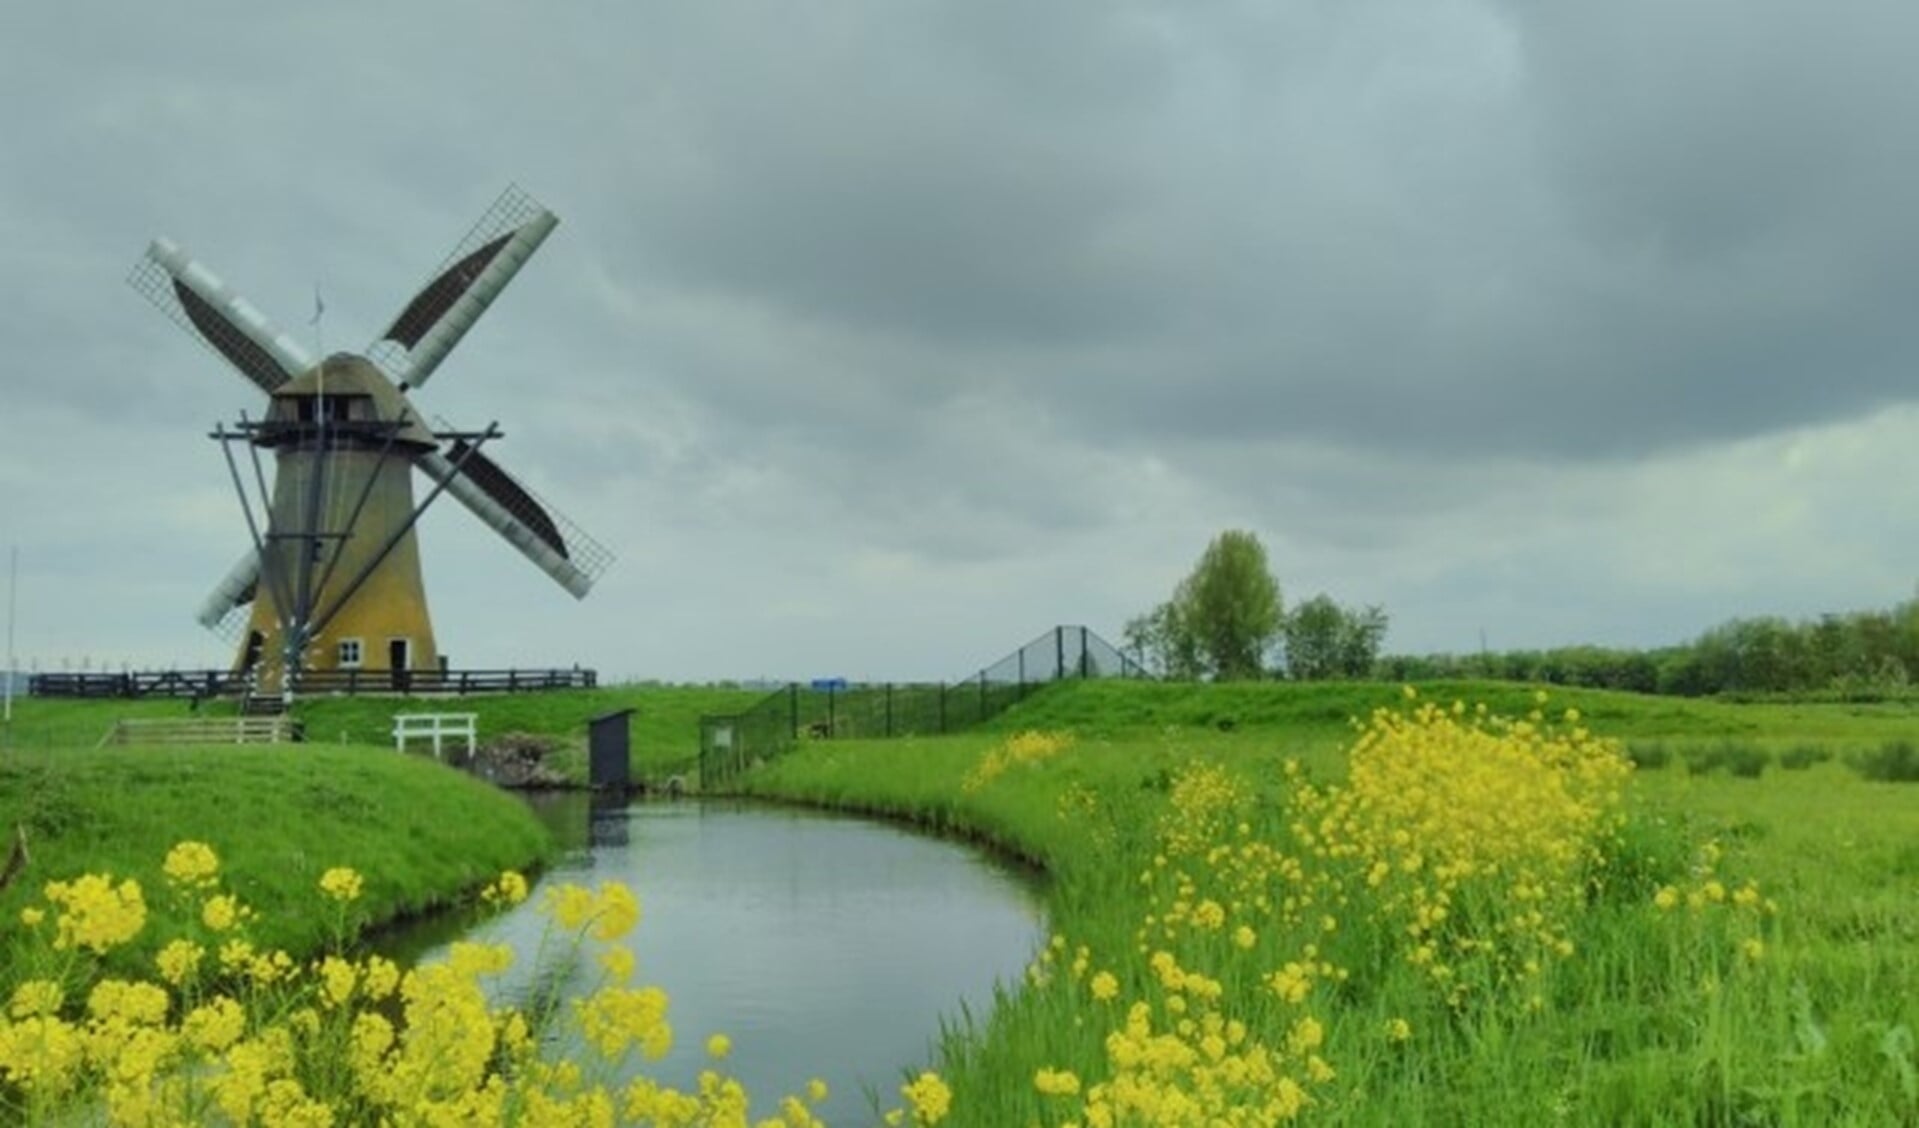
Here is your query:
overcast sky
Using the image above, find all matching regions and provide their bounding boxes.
[3,2,1916,683]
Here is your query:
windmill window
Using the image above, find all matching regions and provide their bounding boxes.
[337,638,363,668]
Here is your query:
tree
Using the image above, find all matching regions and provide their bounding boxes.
[1128,530,1283,681]
[1123,600,1202,680]
[1281,594,1345,680]
[1282,594,1388,680]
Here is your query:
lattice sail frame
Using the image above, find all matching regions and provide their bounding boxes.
[364,184,557,392]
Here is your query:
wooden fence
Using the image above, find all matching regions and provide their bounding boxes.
[98,717,302,746]
[30,667,596,700]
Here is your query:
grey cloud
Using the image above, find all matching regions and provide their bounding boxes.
[6,2,1919,679]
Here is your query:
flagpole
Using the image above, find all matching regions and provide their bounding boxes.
[4,546,17,729]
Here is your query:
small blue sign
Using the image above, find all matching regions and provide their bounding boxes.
[809,677,849,692]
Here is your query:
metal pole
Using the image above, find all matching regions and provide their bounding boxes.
[4,546,16,727]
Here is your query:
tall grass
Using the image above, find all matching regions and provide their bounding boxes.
[0,743,554,970]
[741,707,1919,1124]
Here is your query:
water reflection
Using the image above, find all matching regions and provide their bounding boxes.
[380,798,1046,1124]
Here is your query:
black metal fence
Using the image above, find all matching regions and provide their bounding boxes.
[28,667,597,699]
[698,625,1142,787]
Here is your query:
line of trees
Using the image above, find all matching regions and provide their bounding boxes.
[1381,603,1919,698]
[1121,530,1919,698]
[1121,530,1389,681]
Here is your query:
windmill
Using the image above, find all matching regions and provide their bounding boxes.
[130,186,612,694]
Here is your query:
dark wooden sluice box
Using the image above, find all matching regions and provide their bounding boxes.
[587,708,634,791]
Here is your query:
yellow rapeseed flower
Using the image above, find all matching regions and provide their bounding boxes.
[600,946,637,984]
[9,979,65,1019]
[360,955,401,1000]
[545,882,597,931]
[202,893,244,933]
[181,996,247,1052]
[43,873,147,954]
[1034,1067,1082,1096]
[901,1071,952,1125]
[317,956,357,1008]
[318,866,364,903]
[156,938,205,986]
[706,1033,732,1059]
[86,979,170,1026]
[162,840,221,887]
[591,882,641,942]
[483,869,530,906]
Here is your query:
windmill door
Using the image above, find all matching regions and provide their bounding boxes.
[388,639,411,691]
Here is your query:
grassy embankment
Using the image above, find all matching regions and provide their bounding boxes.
[292,684,763,779]
[737,678,1919,1124]
[0,683,760,964]
[0,705,556,973]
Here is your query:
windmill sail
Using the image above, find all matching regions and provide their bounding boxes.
[414,447,609,599]
[130,240,315,395]
[196,549,260,635]
[367,186,557,391]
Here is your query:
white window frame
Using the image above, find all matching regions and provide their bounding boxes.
[337,638,364,669]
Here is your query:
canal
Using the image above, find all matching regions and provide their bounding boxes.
[380,795,1047,1123]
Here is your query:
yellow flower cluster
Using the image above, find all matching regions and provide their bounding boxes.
[480,869,529,907]
[543,879,642,942]
[161,841,220,890]
[1650,839,1776,968]
[893,1070,952,1124]
[963,729,1076,793]
[316,867,363,904]
[1289,692,1632,1007]
[1014,756,1341,1126]
[0,843,842,1127]
[41,873,147,955]
[1012,698,1670,1125]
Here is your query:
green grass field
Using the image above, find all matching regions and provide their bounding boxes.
[6,677,1917,1122]
[0,741,553,973]
[735,680,1919,1124]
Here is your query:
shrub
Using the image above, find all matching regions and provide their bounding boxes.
[1628,741,1673,771]
[1846,739,1919,783]
[1725,743,1771,779]
[1778,743,1833,771]
[1684,745,1729,776]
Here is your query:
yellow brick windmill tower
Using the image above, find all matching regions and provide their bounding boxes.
[129,187,612,695]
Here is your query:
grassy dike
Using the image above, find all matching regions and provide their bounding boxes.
[293,684,764,778]
[0,741,554,972]
[737,681,1919,1124]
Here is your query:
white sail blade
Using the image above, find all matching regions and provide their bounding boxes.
[196,549,260,633]
[131,239,315,394]
[368,187,558,392]
[414,448,607,599]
